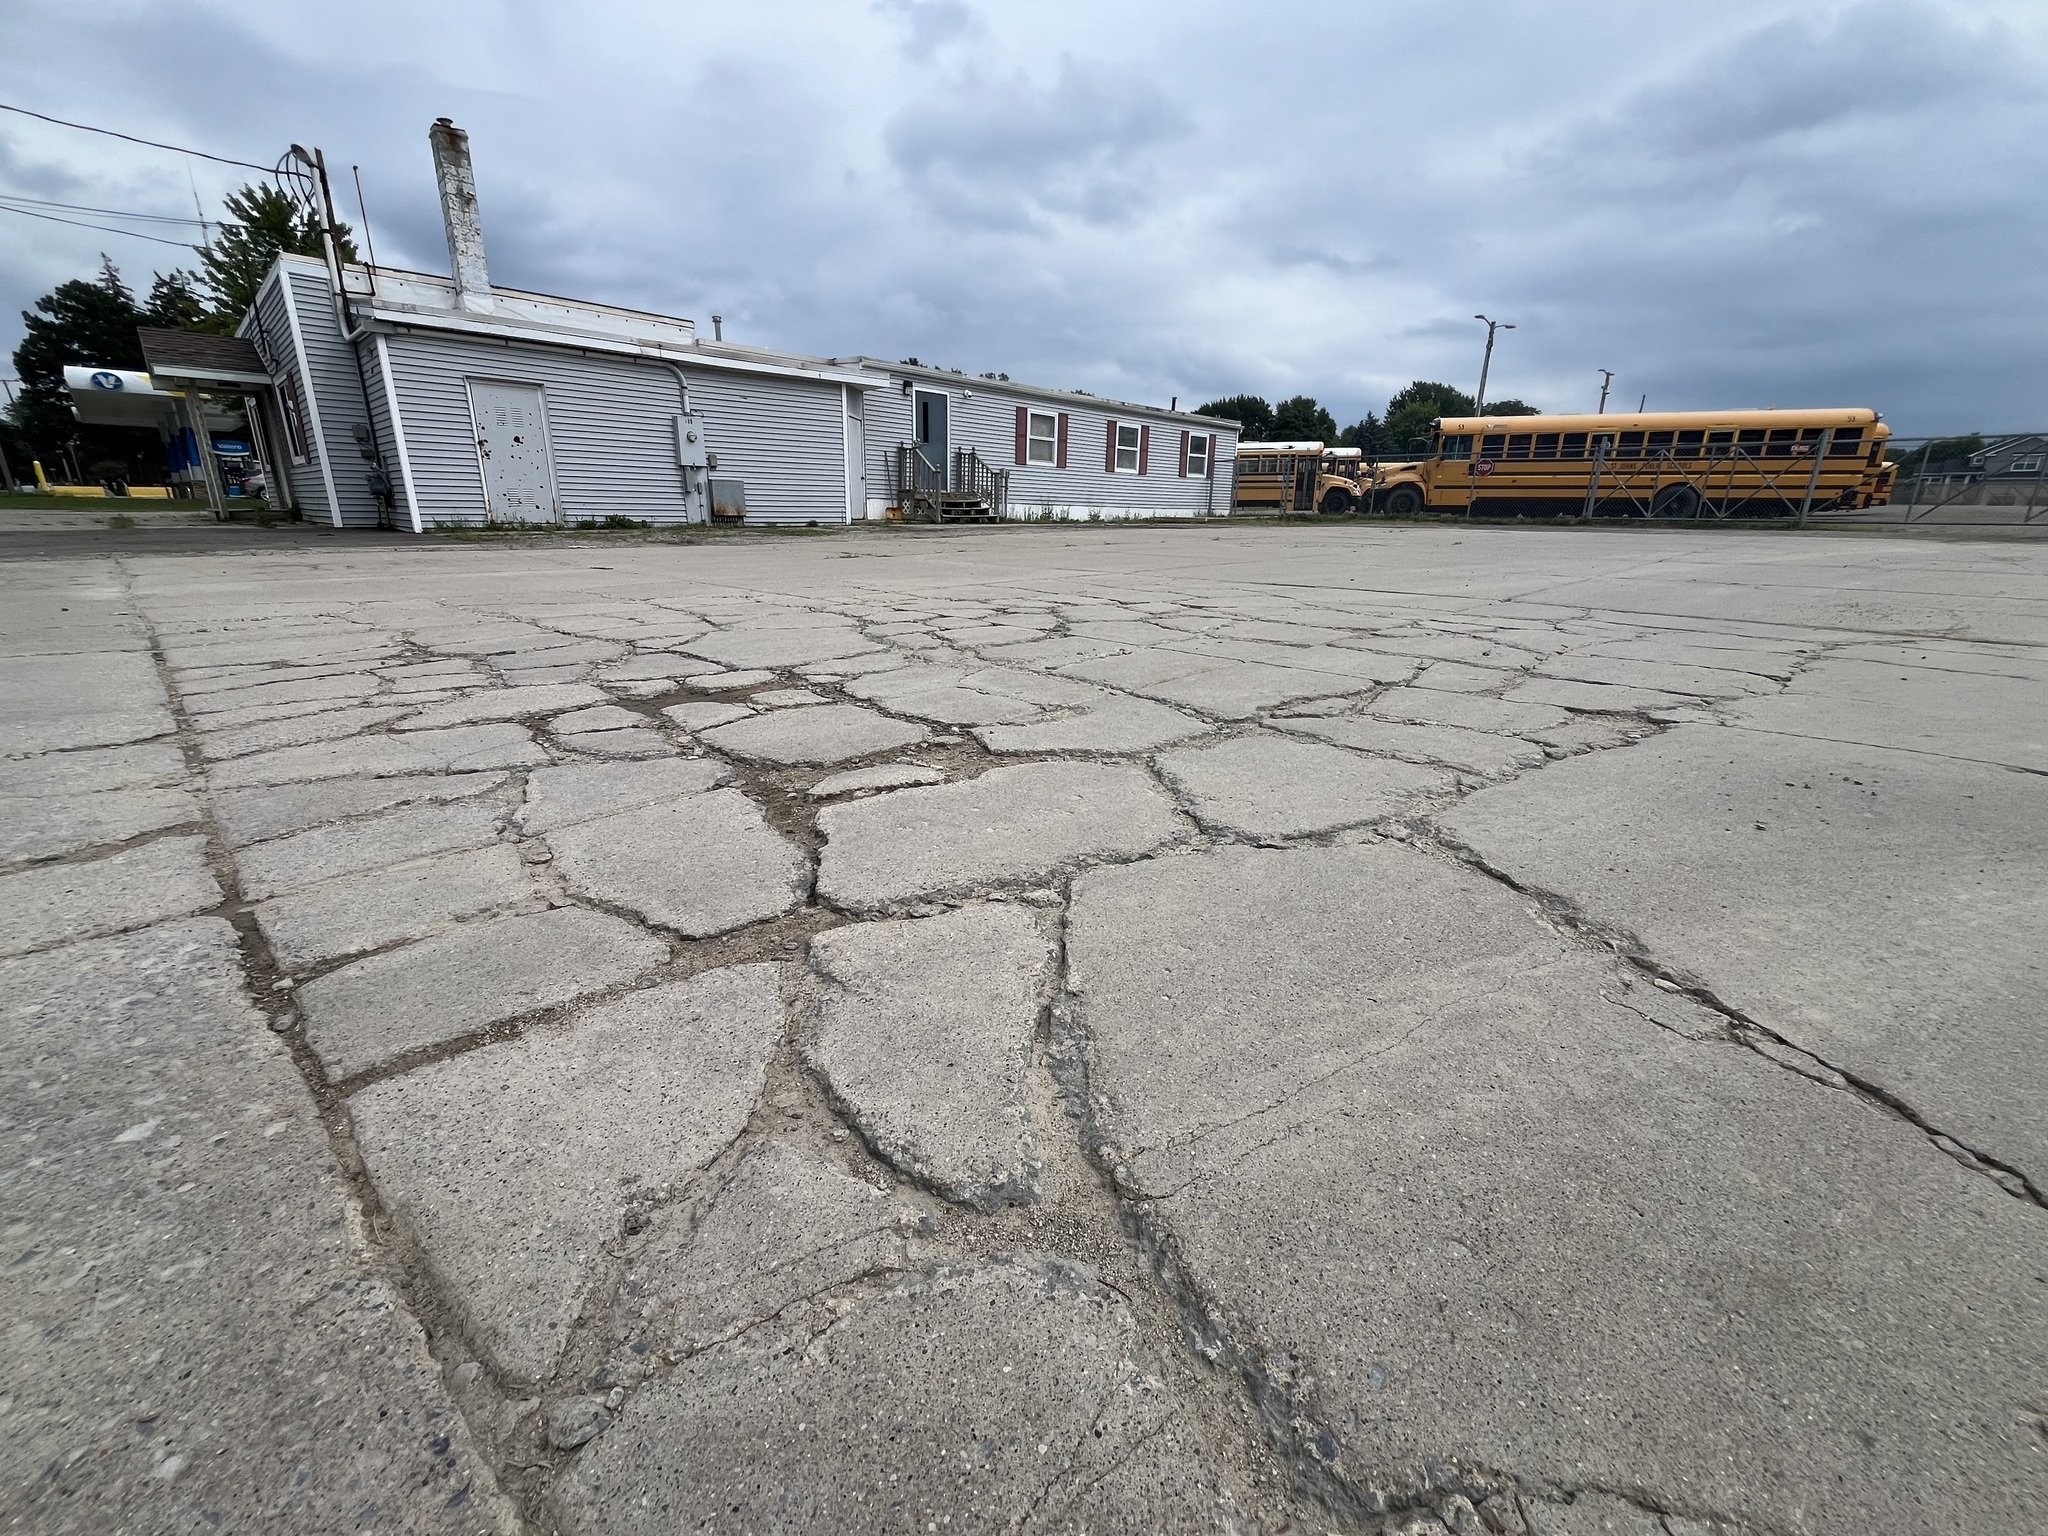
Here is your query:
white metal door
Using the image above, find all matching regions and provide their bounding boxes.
[468,379,557,522]
[844,388,865,522]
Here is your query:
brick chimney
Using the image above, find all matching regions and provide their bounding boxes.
[429,118,493,313]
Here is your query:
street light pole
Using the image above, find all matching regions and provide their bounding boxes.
[1473,314,1514,414]
[1597,369,1615,414]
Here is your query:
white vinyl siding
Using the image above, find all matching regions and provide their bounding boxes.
[861,368,1237,519]
[281,261,383,528]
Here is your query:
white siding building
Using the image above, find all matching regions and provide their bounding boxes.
[235,120,1236,533]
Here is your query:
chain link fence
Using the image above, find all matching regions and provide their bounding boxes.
[1819,432,2048,528]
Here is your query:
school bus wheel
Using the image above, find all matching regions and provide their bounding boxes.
[1650,484,1702,518]
[1319,486,1355,514]
[1383,483,1424,516]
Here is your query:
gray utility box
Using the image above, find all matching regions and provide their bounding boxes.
[673,413,708,468]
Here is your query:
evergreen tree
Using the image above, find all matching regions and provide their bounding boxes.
[1195,394,1274,441]
[7,257,152,472]
[1272,394,1338,444]
[143,269,210,330]
[1481,398,1541,416]
[197,184,355,328]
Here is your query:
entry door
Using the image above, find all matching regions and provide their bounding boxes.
[913,389,948,488]
[468,379,558,522]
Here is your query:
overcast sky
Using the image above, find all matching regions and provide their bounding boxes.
[2,0,2042,434]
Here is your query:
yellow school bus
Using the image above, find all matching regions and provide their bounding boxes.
[1372,408,1894,518]
[1231,442,1366,513]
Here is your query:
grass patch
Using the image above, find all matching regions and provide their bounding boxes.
[106,514,137,529]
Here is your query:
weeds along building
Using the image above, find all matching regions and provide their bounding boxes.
[238,119,1236,531]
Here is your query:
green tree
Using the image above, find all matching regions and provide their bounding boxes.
[1482,398,1541,416]
[8,257,152,475]
[197,183,355,328]
[1196,394,1274,441]
[1381,381,1476,454]
[143,269,210,330]
[1272,394,1337,443]
[1339,412,1386,452]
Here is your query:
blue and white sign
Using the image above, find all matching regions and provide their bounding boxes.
[90,370,124,391]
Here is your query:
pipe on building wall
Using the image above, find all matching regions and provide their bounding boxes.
[659,360,708,524]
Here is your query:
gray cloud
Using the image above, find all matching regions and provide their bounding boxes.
[1,0,2042,434]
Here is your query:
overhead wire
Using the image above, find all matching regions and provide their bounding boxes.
[0,202,204,248]
[0,193,213,225]
[0,101,275,173]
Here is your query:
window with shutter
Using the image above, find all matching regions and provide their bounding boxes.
[1026,411,1057,465]
[1186,433,1210,478]
[1112,423,1141,473]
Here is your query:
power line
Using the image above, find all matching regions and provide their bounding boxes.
[0,193,212,225]
[0,101,275,174]
[0,202,202,248]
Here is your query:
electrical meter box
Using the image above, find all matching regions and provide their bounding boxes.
[673,413,708,468]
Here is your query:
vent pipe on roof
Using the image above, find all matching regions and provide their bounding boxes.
[428,117,493,314]
[711,314,723,342]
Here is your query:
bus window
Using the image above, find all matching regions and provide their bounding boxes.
[1505,434,1532,459]
[1561,433,1587,458]
[1707,431,1734,450]
[1647,430,1674,452]
[1618,431,1645,457]
[1677,430,1705,455]
[1738,428,1766,449]
[1766,428,1797,452]
[1441,434,1473,460]
[1480,434,1506,457]
[1533,433,1559,459]
[1829,426,1865,455]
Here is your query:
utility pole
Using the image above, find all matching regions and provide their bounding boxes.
[1473,314,1514,413]
[1638,393,1647,412]
[1597,369,1614,414]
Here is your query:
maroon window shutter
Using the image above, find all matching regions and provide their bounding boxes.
[1138,424,1151,475]
[1014,406,1028,467]
[1105,420,1118,472]
[1206,434,1218,477]
[1178,429,1189,477]
[1056,413,1069,468]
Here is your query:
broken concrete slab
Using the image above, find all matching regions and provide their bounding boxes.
[0,786,199,866]
[816,760,1181,910]
[0,741,186,797]
[393,682,608,730]
[1156,734,1452,837]
[349,963,782,1385]
[807,904,1048,1207]
[1365,686,1571,734]
[556,1256,1237,1536]
[1506,677,1697,714]
[212,771,507,848]
[207,723,547,788]
[0,919,512,1534]
[254,843,536,971]
[700,703,927,766]
[235,798,507,900]
[1728,655,2048,772]
[614,1138,911,1360]
[549,788,806,936]
[1278,715,1548,777]
[682,668,778,690]
[548,704,647,733]
[973,696,1208,754]
[179,670,380,717]
[858,684,1040,726]
[518,756,729,834]
[1067,840,2048,1536]
[807,761,944,798]
[749,687,827,708]
[1442,723,2048,1188]
[660,700,755,732]
[0,651,173,752]
[1535,653,1777,699]
[296,905,668,1078]
[195,704,409,762]
[552,727,673,758]
[687,625,875,669]
[0,835,220,956]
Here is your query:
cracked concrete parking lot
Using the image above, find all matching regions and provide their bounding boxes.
[2,521,2044,1536]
